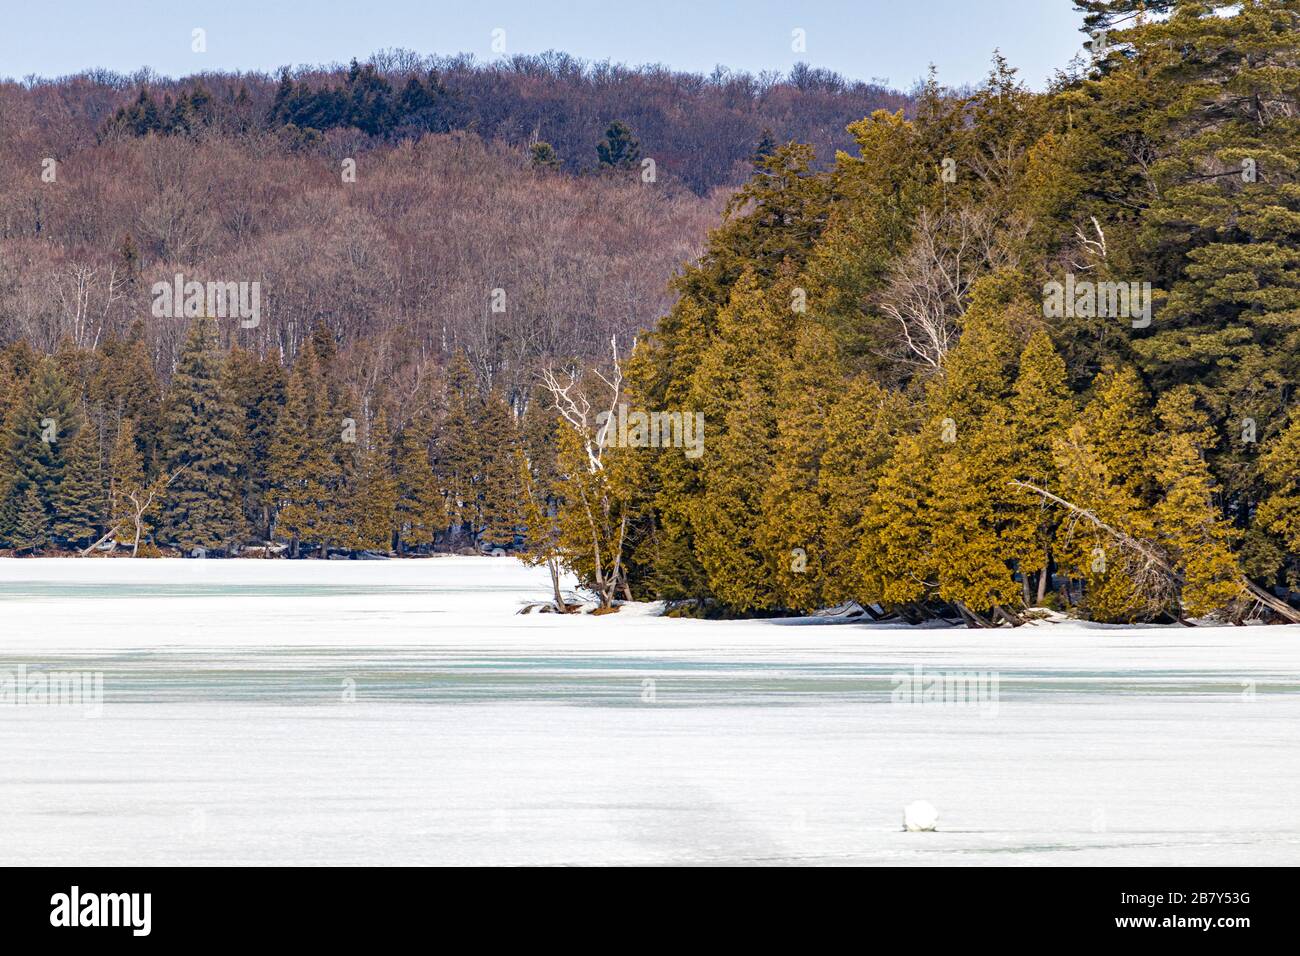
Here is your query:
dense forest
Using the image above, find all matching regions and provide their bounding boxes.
[4,50,908,191]
[521,0,1300,625]
[3,0,1300,629]
[0,52,907,391]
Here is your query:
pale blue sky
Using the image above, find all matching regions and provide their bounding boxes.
[1,0,1087,90]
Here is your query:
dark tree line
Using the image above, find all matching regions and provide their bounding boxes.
[6,50,911,194]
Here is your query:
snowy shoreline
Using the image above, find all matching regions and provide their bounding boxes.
[2,555,1298,657]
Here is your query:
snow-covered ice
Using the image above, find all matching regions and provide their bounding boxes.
[1,556,1298,865]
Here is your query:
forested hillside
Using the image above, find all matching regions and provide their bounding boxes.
[3,1,1299,630]
[522,0,1300,625]
[0,52,907,387]
[3,51,907,192]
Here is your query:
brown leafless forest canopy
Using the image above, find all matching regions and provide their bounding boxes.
[0,52,910,397]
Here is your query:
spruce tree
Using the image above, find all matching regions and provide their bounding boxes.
[434,352,485,547]
[475,389,521,548]
[223,347,287,541]
[268,339,334,557]
[393,411,444,552]
[349,408,398,552]
[50,423,104,548]
[1257,412,1300,574]
[1,356,81,546]
[92,321,162,476]
[13,482,47,553]
[109,417,151,554]
[160,315,247,554]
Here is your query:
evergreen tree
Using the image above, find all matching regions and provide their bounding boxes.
[268,339,334,557]
[0,356,81,546]
[751,128,778,168]
[393,411,444,552]
[1052,422,1160,622]
[1049,367,1164,622]
[530,141,561,170]
[12,482,47,553]
[685,272,789,611]
[817,377,911,606]
[857,432,935,611]
[224,347,286,540]
[1086,366,1155,502]
[50,423,104,547]
[1257,412,1300,579]
[516,446,567,610]
[109,417,152,555]
[692,376,778,612]
[930,404,1021,623]
[595,120,641,169]
[92,322,163,476]
[1153,431,1243,619]
[760,321,841,612]
[475,390,521,548]
[1005,331,1076,604]
[349,408,398,552]
[160,316,247,554]
[433,352,486,546]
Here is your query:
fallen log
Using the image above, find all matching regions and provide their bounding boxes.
[1009,480,1300,625]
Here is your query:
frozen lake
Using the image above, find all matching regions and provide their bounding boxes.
[1,557,1298,865]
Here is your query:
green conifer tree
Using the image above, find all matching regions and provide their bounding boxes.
[393,411,444,552]
[159,316,247,554]
[595,120,641,169]
[817,377,912,607]
[1005,331,1076,604]
[349,408,398,552]
[475,390,521,548]
[50,423,104,547]
[268,339,334,557]
[13,482,48,553]
[0,356,82,546]
[760,321,842,612]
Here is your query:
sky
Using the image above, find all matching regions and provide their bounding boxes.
[0,0,1087,91]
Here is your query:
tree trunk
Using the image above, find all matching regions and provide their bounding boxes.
[548,557,566,612]
[81,525,121,556]
[955,602,994,628]
[993,604,1022,627]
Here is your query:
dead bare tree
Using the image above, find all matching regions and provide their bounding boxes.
[876,205,1023,372]
[540,336,624,473]
[83,468,185,558]
[538,337,634,608]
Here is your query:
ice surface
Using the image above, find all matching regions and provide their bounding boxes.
[1,556,1298,865]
